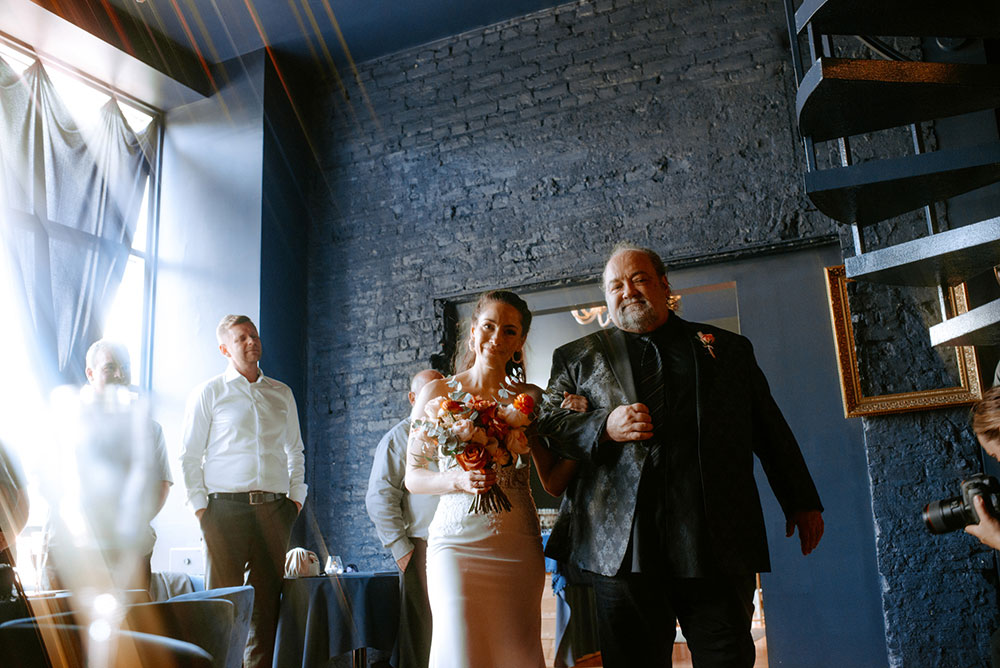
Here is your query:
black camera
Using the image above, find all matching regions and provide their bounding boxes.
[923,473,1000,534]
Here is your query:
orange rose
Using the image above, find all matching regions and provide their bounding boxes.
[513,393,534,415]
[442,399,464,413]
[456,444,489,471]
[471,398,497,419]
[486,416,509,441]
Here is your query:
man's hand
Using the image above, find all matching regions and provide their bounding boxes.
[604,404,654,442]
[294,501,302,514]
[786,510,824,555]
[965,495,1000,550]
[195,508,206,520]
[396,549,413,572]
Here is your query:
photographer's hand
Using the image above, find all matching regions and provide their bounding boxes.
[964,495,1000,550]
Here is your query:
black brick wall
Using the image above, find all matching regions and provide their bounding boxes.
[295,0,995,665]
[303,0,831,568]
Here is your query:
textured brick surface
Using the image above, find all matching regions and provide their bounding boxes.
[303,0,830,571]
[298,0,993,665]
[861,407,995,668]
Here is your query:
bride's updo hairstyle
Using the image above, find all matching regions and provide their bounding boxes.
[457,290,533,381]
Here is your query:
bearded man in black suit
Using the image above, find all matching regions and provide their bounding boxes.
[539,243,824,668]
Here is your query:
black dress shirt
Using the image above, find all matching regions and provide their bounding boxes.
[624,314,715,577]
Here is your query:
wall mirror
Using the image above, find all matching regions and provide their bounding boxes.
[436,269,743,509]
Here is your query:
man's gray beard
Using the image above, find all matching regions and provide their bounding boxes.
[617,303,659,332]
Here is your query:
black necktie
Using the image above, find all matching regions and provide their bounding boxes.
[638,336,665,468]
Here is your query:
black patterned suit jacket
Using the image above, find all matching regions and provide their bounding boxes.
[538,315,823,577]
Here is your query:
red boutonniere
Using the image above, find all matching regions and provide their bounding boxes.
[696,331,716,358]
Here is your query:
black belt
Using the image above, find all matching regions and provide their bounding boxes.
[209,491,286,505]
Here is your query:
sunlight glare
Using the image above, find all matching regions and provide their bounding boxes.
[0,42,32,73]
[102,256,146,387]
[133,180,150,253]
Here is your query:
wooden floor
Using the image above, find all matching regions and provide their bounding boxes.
[541,574,769,668]
[543,637,769,668]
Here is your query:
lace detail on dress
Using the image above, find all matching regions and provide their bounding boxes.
[495,460,530,490]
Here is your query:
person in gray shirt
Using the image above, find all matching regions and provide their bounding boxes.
[366,369,443,668]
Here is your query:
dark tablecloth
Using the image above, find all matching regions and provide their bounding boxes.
[273,571,400,668]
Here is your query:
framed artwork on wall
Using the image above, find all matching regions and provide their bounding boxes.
[825,264,982,418]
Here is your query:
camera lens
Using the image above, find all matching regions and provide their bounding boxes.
[923,496,970,534]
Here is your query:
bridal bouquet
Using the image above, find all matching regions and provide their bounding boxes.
[413,380,534,514]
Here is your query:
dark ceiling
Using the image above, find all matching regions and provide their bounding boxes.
[103,0,572,65]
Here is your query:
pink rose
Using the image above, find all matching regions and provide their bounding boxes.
[451,419,476,441]
[505,429,531,455]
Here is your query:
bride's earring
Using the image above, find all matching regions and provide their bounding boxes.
[512,350,522,363]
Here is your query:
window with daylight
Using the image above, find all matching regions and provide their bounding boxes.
[0,35,161,586]
[0,37,160,394]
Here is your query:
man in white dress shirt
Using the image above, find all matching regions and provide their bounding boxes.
[181,315,307,668]
[366,368,443,668]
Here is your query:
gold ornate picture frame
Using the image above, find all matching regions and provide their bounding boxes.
[825,265,982,418]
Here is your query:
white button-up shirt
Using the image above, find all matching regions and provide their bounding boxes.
[180,363,307,512]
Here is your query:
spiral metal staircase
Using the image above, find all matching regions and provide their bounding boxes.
[783,0,1000,347]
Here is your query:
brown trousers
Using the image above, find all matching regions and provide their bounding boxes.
[200,495,297,668]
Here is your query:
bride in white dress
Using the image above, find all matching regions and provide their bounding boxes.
[405,290,567,668]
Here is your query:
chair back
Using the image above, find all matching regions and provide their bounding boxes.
[22,589,146,619]
[0,621,213,667]
[170,585,254,668]
[0,608,79,627]
[124,598,234,668]
[24,590,75,618]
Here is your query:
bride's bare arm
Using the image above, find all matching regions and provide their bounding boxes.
[405,380,495,495]
[532,390,583,497]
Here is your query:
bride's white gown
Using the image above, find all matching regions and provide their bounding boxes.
[426,452,546,668]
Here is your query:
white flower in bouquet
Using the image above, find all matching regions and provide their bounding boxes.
[451,419,476,442]
[498,403,531,428]
[424,396,446,419]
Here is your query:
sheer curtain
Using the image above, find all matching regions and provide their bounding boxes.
[0,54,158,389]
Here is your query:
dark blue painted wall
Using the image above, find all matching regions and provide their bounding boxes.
[261,54,310,423]
[260,55,313,546]
[670,246,888,667]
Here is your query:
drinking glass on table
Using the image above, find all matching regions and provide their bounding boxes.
[324,555,344,575]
